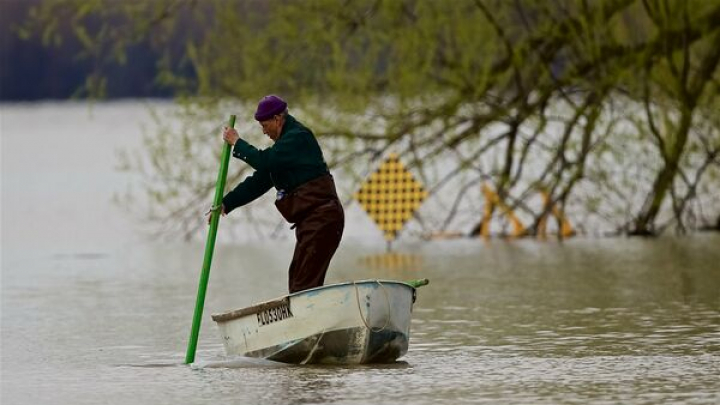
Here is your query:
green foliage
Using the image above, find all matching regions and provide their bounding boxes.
[20,0,720,238]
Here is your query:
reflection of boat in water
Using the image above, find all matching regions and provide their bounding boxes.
[211,279,429,364]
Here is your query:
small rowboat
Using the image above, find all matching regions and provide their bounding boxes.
[211,279,429,364]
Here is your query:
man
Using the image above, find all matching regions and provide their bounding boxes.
[217,95,344,293]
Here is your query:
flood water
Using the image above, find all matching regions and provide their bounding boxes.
[2,102,719,404]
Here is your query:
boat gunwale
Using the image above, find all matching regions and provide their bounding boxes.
[210,279,415,323]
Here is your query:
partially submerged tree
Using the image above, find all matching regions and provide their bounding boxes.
[627,0,720,235]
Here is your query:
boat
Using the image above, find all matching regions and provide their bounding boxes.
[211,278,429,364]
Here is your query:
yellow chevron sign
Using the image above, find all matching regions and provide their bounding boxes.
[354,153,428,241]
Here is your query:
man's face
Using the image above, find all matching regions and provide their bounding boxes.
[259,115,283,142]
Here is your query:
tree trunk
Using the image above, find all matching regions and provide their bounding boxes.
[631,108,693,236]
[630,163,677,236]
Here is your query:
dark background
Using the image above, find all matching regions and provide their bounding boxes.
[0,0,176,101]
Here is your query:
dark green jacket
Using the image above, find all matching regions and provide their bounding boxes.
[222,114,329,213]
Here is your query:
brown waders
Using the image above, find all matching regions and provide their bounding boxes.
[275,174,344,293]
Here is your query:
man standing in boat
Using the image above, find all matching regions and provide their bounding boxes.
[216,95,345,293]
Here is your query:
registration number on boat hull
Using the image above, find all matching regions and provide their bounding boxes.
[257,301,293,326]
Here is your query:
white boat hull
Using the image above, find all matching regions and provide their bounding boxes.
[211,280,420,364]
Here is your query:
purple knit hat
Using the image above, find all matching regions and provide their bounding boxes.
[254,95,288,121]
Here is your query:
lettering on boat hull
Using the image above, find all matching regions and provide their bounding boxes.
[257,301,293,326]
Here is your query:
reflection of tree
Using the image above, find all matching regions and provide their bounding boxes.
[680,270,695,304]
[21,0,720,239]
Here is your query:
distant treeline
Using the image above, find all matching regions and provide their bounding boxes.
[0,0,181,100]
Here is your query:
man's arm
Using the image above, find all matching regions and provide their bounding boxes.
[222,169,273,214]
[232,131,304,172]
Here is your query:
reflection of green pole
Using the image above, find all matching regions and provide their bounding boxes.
[185,114,236,364]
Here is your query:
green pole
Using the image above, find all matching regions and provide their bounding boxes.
[185,114,236,364]
[405,278,430,288]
